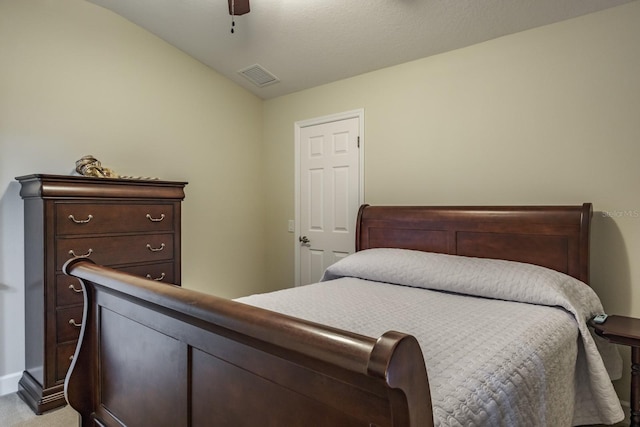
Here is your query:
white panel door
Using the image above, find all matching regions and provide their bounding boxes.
[298,115,361,285]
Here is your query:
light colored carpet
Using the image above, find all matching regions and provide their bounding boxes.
[0,393,78,427]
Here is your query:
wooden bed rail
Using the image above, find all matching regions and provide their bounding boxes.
[63,258,433,426]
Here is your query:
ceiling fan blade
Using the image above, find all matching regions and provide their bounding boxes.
[228,0,250,16]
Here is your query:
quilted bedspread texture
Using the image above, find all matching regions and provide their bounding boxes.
[238,249,624,426]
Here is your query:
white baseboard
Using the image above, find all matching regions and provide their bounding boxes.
[0,371,21,396]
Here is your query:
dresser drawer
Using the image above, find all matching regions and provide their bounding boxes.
[56,203,175,235]
[56,341,77,383]
[57,306,83,343]
[56,263,176,306]
[119,262,176,284]
[56,234,174,271]
[55,274,84,307]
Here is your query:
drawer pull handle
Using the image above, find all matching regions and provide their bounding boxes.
[69,355,74,361]
[146,243,165,252]
[146,272,166,281]
[68,214,93,224]
[68,248,93,258]
[146,213,165,222]
[68,284,84,293]
[69,319,82,328]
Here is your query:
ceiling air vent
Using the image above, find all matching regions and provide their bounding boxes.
[238,64,279,87]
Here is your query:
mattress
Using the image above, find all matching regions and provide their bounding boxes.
[237,249,624,426]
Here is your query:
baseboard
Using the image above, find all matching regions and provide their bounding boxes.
[0,371,21,396]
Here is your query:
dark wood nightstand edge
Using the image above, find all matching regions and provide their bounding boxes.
[588,314,640,427]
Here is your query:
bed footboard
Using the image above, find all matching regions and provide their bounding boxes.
[63,258,433,427]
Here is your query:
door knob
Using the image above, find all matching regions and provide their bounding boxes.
[299,235,310,244]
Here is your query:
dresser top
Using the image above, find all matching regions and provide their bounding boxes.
[16,174,187,200]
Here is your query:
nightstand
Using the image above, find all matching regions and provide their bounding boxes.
[590,315,640,427]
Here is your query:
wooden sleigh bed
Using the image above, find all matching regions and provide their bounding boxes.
[62,203,622,426]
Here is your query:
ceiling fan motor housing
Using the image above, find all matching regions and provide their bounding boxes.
[228,0,250,16]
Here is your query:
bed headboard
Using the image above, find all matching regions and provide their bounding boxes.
[356,203,592,284]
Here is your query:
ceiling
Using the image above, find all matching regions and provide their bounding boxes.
[86,0,633,99]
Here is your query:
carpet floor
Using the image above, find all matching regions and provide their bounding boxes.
[0,393,78,427]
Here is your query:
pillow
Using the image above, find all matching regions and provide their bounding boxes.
[322,248,601,320]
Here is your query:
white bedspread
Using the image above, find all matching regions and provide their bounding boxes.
[237,249,624,426]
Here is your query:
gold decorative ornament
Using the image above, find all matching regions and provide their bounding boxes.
[74,155,158,180]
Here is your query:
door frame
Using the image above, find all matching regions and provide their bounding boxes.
[294,109,365,286]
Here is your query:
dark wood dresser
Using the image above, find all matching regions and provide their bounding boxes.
[15,174,187,414]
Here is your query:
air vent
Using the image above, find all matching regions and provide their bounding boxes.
[238,64,279,87]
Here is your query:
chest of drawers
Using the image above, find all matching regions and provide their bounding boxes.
[15,174,187,414]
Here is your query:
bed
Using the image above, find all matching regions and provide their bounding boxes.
[62,203,624,426]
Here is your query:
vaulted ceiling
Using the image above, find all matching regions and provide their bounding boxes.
[87,0,634,99]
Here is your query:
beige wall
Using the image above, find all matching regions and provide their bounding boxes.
[0,0,265,391]
[263,2,640,401]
